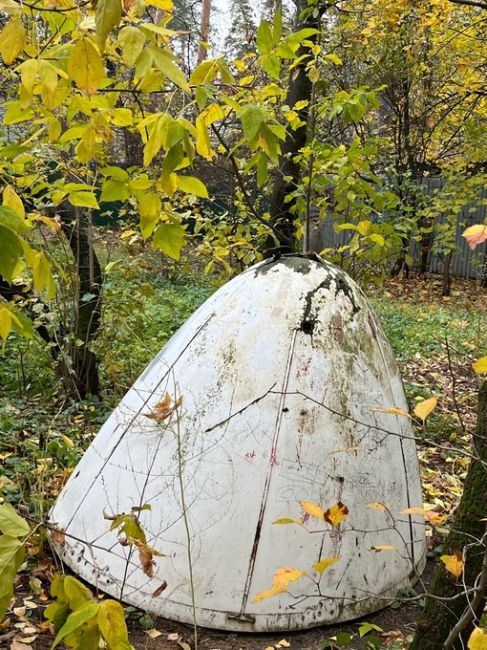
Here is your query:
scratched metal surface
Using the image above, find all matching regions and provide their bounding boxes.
[49,255,426,632]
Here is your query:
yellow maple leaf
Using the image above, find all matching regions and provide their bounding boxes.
[324,502,349,528]
[441,551,464,579]
[473,356,487,374]
[253,585,284,602]
[253,567,306,603]
[468,627,487,650]
[414,397,437,422]
[313,556,340,574]
[300,501,325,519]
[273,567,306,589]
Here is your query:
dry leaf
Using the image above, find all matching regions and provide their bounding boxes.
[146,629,162,639]
[300,501,325,519]
[253,567,306,603]
[12,607,26,618]
[324,502,349,527]
[401,507,427,516]
[413,397,437,422]
[367,502,388,512]
[178,642,191,650]
[463,224,487,251]
[369,545,397,552]
[10,640,33,650]
[168,633,181,641]
[152,580,168,597]
[441,551,464,578]
[401,507,447,525]
[276,641,291,648]
[145,392,183,422]
[371,406,410,418]
[51,528,65,545]
[313,556,340,574]
[425,511,447,525]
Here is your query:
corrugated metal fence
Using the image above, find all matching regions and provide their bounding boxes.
[315,177,487,280]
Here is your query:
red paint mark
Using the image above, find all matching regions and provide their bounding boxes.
[296,431,303,467]
[296,445,302,468]
[296,356,312,379]
[245,450,256,461]
[270,446,279,466]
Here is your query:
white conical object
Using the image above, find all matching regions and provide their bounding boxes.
[50,256,425,632]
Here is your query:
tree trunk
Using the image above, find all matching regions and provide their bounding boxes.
[390,237,410,278]
[410,380,487,650]
[267,0,325,252]
[197,0,212,63]
[480,249,487,288]
[442,251,453,297]
[58,204,103,399]
[418,216,433,275]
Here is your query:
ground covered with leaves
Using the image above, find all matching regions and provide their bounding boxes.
[1,269,486,650]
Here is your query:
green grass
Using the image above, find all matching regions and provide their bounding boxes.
[371,297,487,362]
[97,272,213,395]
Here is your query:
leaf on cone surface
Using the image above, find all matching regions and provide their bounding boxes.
[313,556,340,574]
[324,502,349,527]
[441,551,464,578]
[369,545,397,552]
[414,397,437,422]
[371,406,410,418]
[468,628,487,650]
[463,224,487,251]
[473,356,487,374]
[253,567,306,602]
[145,392,183,421]
[152,581,167,597]
[299,501,325,519]
[367,502,388,512]
[133,539,158,577]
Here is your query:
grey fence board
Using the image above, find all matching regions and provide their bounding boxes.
[315,177,486,280]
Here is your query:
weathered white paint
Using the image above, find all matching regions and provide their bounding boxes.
[50,256,426,632]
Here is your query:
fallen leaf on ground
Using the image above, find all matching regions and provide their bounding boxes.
[10,640,33,650]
